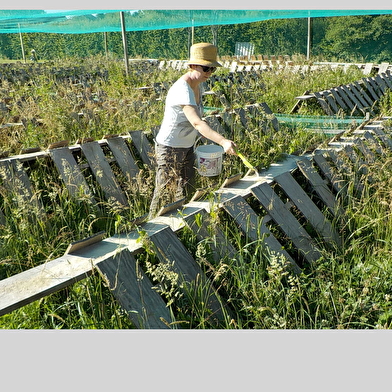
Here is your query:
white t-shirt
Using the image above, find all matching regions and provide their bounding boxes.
[155,78,203,148]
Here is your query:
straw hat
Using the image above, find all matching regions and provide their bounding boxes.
[187,42,222,67]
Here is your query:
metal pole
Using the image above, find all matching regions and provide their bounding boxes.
[191,19,194,46]
[307,17,312,61]
[120,11,129,77]
[104,31,108,60]
[18,23,25,62]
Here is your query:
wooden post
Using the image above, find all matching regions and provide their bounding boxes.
[120,11,129,77]
[18,23,25,62]
[103,31,108,60]
[307,17,312,61]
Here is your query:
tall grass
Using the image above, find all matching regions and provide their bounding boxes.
[1,57,391,329]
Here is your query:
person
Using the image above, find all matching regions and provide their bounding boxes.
[149,42,237,218]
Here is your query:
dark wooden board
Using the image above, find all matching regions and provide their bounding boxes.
[106,136,140,182]
[330,88,348,110]
[349,83,371,108]
[301,154,346,208]
[221,195,301,274]
[361,78,380,101]
[0,159,45,216]
[251,182,322,264]
[183,208,238,263]
[49,146,96,204]
[366,77,384,98]
[274,171,341,246]
[352,81,374,107]
[146,224,229,325]
[129,130,155,169]
[313,91,334,116]
[341,85,366,112]
[320,91,339,114]
[80,141,128,206]
[334,86,357,113]
[374,74,388,94]
[96,248,172,329]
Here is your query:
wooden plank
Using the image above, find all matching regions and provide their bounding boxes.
[146,224,229,325]
[341,85,366,112]
[258,102,279,131]
[96,248,172,329]
[320,90,339,114]
[313,91,334,116]
[374,74,388,94]
[0,207,5,225]
[378,72,392,90]
[360,130,384,155]
[80,141,128,206]
[330,88,348,110]
[361,78,380,101]
[49,146,96,204]
[234,107,248,128]
[129,130,155,169]
[334,86,358,113]
[205,115,227,136]
[365,125,392,151]
[221,195,301,274]
[327,148,364,194]
[352,81,374,107]
[352,138,376,164]
[183,208,238,263]
[251,182,323,264]
[0,159,45,216]
[105,136,140,182]
[304,153,347,201]
[349,83,372,109]
[274,171,342,246]
[366,77,384,98]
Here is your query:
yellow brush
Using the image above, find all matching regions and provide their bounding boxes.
[237,152,259,177]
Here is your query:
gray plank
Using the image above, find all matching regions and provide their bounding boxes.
[80,141,128,206]
[183,208,238,263]
[96,249,172,329]
[106,136,140,182]
[251,182,323,264]
[49,146,96,204]
[129,130,155,169]
[313,91,334,116]
[221,195,301,274]
[330,88,348,110]
[299,155,346,210]
[146,224,229,325]
[0,159,45,216]
[320,90,339,114]
[274,171,342,246]
[334,86,357,113]
[361,78,380,101]
[352,81,374,107]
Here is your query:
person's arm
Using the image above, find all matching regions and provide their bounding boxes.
[182,105,237,155]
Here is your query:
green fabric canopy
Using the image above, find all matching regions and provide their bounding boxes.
[1,9,391,34]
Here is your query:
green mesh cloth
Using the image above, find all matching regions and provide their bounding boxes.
[0,10,391,34]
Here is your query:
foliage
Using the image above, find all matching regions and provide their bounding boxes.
[1,15,392,62]
[0,57,391,329]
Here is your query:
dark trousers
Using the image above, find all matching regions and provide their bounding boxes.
[149,143,196,217]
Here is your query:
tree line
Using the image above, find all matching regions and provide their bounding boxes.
[1,13,392,63]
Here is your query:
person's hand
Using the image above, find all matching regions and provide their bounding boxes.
[220,139,237,155]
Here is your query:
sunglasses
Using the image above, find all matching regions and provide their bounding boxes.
[200,65,216,73]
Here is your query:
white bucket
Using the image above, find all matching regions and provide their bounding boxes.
[195,144,224,177]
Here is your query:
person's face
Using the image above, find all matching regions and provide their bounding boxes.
[196,65,216,80]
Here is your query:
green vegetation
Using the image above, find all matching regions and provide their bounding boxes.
[1,57,391,329]
[1,14,392,63]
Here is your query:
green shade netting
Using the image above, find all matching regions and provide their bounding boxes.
[1,9,392,34]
